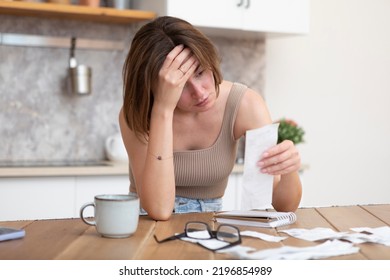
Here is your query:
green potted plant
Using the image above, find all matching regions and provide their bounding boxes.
[276,118,305,145]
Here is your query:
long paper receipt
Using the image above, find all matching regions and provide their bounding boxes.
[241,123,279,210]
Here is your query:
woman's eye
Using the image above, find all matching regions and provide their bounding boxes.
[196,70,204,77]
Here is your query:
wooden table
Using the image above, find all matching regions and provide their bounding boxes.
[1,205,389,260]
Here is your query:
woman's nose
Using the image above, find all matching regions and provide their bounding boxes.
[189,82,205,100]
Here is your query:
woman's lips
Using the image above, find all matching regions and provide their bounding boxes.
[196,96,209,107]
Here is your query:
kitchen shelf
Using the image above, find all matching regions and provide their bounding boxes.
[0,1,156,24]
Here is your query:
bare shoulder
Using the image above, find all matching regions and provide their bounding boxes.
[119,107,147,151]
[217,80,233,106]
[233,86,272,139]
[118,107,131,140]
[241,86,264,104]
[119,108,148,192]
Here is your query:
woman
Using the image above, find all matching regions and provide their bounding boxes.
[119,16,302,221]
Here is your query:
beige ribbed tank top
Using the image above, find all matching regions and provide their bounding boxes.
[129,82,247,199]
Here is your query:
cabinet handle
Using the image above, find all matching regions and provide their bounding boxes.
[237,0,250,8]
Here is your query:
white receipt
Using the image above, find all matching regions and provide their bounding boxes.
[241,123,279,210]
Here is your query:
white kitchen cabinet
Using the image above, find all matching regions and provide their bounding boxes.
[242,0,309,34]
[0,175,129,221]
[0,177,76,221]
[132,0,309,36]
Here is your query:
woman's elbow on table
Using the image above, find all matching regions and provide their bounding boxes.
[148,211,173,221]
[273,201,300,213]
[143,205,174,221]
[272,186,302,213]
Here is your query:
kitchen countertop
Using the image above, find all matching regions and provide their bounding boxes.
[0,162,244,178]
[0,161,129,177]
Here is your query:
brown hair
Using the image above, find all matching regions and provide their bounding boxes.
[122,16,223,141]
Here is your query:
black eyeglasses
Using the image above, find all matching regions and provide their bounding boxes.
[154,221,241,251]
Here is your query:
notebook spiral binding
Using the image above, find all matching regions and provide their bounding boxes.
[214,210,297,228]
[271,212,297,227]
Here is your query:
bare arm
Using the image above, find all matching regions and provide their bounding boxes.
[259,141,302,212]
[234,88,302,212]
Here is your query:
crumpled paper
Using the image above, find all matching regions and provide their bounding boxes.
[350,226,390,246]
[278,227,349,242]
[227,240,359,260]
[279,226,390,246]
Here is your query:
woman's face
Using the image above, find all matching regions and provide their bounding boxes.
[175,67,217,113]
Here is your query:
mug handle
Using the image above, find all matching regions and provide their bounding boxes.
[80,202,96,226]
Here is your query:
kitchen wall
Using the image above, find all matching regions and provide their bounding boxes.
[265,0,390,207]
[0,15,265,164]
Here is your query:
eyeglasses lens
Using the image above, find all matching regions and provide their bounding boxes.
[186,222,212,239]
[216,225,240,243]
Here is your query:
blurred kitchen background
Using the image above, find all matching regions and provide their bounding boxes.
[1,0,389,220]
[0,2,265,164]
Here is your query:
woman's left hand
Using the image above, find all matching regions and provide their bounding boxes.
[257,140,301,175]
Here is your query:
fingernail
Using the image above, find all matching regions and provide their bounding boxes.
[263,152,269,157]
[258,161,264,167]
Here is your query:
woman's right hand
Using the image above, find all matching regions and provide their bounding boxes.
[153,45,199,111]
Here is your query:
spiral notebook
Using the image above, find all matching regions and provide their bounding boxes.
[214,210,297,228]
